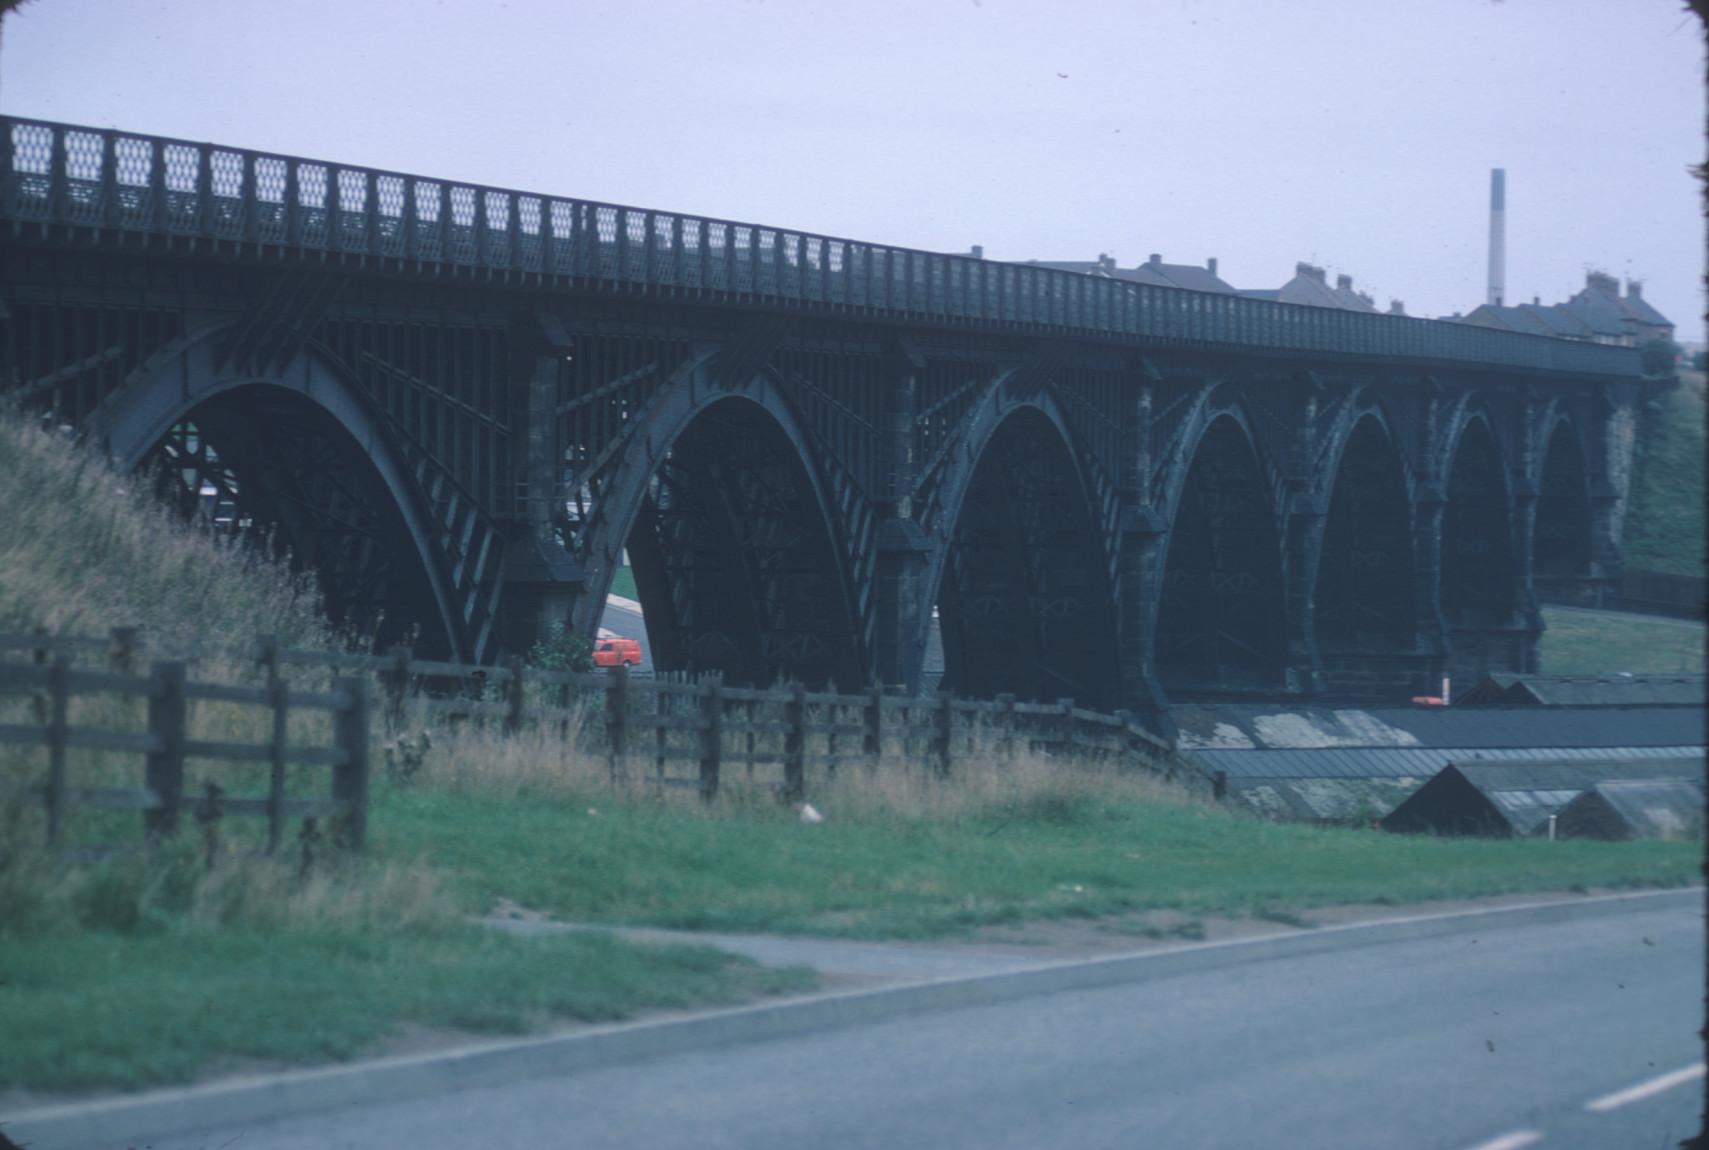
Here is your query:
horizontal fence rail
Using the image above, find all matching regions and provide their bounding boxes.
[0,117,1640,378]
[1618,568,1707,621]
[0,628,1205,812]
[0,642,370,859]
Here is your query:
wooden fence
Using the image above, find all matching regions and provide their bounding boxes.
[0,628,1204,848]
[0,630,370,857]
[1619,568,1706,621]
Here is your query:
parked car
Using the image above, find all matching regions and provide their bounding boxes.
[593,637,642,668]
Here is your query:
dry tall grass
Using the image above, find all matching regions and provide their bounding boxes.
[0,408,330,648]
[397,707,1195,825]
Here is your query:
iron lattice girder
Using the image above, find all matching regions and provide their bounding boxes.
[0,158,1630,705]
[0,117,1645,379]
[141,387,442,653]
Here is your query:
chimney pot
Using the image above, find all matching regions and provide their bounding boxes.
[1627,280,1642,298]
[1337,274,1354,291]
[1148,253,1162,267]
[1206,257,1218,277]
[970,244,984,260]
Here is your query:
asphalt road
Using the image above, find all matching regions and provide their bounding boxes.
[141,900,1704,1150]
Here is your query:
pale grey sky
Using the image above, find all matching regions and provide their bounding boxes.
[1,0,1701,330]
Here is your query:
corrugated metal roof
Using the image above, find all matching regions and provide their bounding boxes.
[1558,778,1704,839]
[1449,756,1705,792]
[1230,776,1426,822]
[1189,744,1703,780]
[1381,756,1704,837]
[1171,703,1704,751]
[1457,673,1705,707]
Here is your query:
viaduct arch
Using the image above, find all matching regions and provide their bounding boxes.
[0,116,1649,729]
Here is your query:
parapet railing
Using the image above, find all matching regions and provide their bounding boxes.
[0,116,1641,378]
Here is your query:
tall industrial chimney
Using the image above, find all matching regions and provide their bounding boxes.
[1487,168,1506,307]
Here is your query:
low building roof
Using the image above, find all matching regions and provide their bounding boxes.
[1455,673,1705,707]
[1171,702,1704,752]
[1380,756,1702,837]
[1555,778,1705,840]
[1175,698,1704,823]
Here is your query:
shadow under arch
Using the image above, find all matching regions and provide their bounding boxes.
[1532,416,1593,599]
[95,332,462,658]
[1314,412,1416,677]
[1155,412,1287,697]
[570,369,866,691]
[1440,413,1518,628]
[930,404,1121,709]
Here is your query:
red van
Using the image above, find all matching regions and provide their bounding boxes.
[593,637,642,668]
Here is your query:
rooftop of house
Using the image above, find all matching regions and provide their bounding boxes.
[1022,252,1240,294]
[1171,699,1704,822]
[1460,272,1673,339]
[1454,672,1705,707]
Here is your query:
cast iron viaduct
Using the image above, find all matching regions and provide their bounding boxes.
[0,119,1645,727]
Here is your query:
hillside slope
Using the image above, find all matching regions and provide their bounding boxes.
[1622,370,1706,577]
[0,409,330,648]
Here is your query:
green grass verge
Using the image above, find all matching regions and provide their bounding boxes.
[373,784,1701,940]
[1538,606,1704,674]
[608,565,639,601]
[0,922,811,1093]
[1623,370,1706,577]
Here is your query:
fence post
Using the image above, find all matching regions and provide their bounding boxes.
[783,682,807,801]
[698,674,723,801]
[654,676,669,782]
[266,674,289,854]
[43,654,70,847]
[1059,697,1076,759]
[864,685,884,765]
[1114,709,1135,772]
[109,626,140,674]
[996,693,1017,760]
[30,625,50,725]
[934,691,953,776]
[1213,770,1228,801]
[332,676,371,853]
[825,697,840,780]
[384,644,413,731]
[145,661,188,841]
[605,662,628,782]
[745,696,757,781]
[502,654,525,734]
[255,634,281,688]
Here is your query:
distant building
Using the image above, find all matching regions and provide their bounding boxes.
[1169,699,1705,824]
[1453,672,1705,707]
[1024,253,1409,314]
[1381,757,1702,838]
[1239,261,1383,313]
[1023,253,1240,294]
[1553,778,1704,841]
[1458,271,1673,347]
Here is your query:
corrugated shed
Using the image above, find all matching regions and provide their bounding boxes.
[1172,703,1704,751]
[1555,778,1705,840]
[1456,673,1704,707]
[1190,744,1704,781]
[1381,757,1704,838]
[1175,697,1704,824]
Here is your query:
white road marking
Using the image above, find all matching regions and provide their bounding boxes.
[1462,1130,1543,1150]
[1584,1062,1706,1112]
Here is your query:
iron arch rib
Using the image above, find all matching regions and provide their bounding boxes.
[93,331,469,660]
[924,393,1122,710]
[568,361,868,691]
[1155,412,1288,698]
